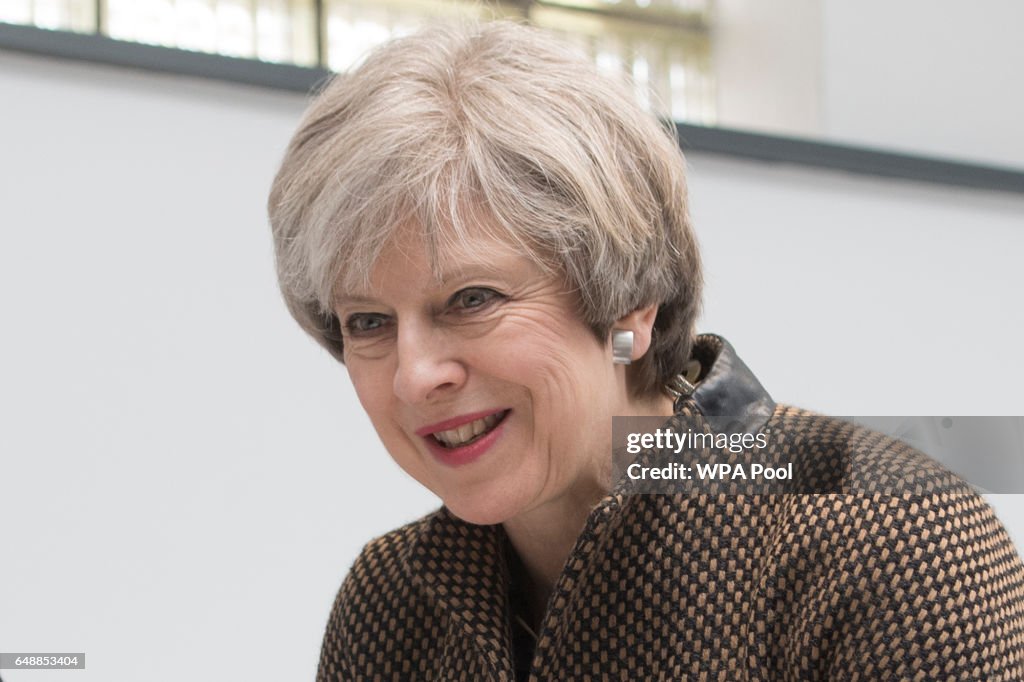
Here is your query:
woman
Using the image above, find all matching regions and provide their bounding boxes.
[268,21,1024,680]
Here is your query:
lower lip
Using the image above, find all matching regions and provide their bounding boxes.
[423,413,508,468]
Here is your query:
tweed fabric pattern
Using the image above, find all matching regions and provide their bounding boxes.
[317,342,1024,680]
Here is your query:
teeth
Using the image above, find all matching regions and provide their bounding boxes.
[434,412,504,448]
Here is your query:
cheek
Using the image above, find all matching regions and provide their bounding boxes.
[489,317,610,428]
[493,321,593,388]
[346,361,394,425]
[348,362,434,480]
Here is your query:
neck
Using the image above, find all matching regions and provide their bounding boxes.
[503,390,676,627]
[502,480,605,628]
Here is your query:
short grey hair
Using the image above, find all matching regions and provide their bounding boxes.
[268,20,702,398]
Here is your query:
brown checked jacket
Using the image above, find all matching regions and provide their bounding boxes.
[316,334,1024,681]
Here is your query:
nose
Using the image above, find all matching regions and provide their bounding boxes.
[392,321,467,405]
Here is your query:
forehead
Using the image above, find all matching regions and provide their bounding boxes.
[335,219,550,301]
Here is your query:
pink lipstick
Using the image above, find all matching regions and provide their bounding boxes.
[417,409,510,468]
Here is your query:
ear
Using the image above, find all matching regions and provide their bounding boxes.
[612,304,659,362]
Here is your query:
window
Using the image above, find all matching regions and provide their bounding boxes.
[1,0,96,33]
[1,0,714,123]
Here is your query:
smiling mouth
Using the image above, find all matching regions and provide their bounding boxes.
[430,410,510,449]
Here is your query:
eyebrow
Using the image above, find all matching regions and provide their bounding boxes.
[333,294,380,307]
[334,254,527,308]
[436,260,516,283]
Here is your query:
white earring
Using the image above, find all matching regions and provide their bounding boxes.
[612,329,633,365]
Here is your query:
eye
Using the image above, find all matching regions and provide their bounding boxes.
[344,313,391,336]
[449,287,502,311]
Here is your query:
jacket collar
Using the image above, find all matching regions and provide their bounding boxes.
[402,333,774,677]
[684,333,775,435]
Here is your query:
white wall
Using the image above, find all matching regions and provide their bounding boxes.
[712,0,1024,168]
[822,0,1024,168]
[1,51,1022,681]
[0,51,439,682]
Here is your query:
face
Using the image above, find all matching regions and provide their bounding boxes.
[334,227,636,525]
